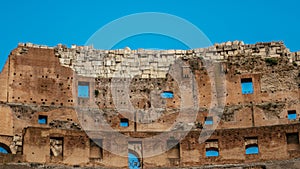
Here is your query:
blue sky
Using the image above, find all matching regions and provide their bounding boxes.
[0,0,299,70]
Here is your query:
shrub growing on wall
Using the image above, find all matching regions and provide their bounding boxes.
[265,58,278,66]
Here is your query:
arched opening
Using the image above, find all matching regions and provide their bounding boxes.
[128,150,141,169]
[205,147,219,157]
[246,144,259,155]
[161,91,174,99]
[0,143,11,154]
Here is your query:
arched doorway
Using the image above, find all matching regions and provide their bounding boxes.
[0,143,11,154]
[128,151,141,169]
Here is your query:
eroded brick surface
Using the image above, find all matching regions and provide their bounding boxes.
[0,41,298,168]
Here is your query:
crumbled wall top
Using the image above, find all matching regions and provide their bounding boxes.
[17,41,300,78]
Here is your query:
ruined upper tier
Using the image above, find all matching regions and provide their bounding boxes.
[17,41,300,78]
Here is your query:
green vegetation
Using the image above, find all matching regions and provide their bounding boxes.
[265,57,278,66]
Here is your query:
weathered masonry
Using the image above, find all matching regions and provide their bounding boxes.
[0,41,298,168]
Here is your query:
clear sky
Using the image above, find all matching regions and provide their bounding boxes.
[0,0,299,70]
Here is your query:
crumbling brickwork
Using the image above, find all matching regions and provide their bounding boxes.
[0,41,298,168]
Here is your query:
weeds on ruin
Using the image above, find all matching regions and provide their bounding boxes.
[265,58,278,66]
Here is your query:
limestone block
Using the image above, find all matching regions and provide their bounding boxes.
[208,46,217,52]
[13,135,21,142]
[175,50,183,54]
[224,46,232,51]
[115,55,122,62]
[150,74,157,78]
[117,49,124,55]
[233,40,240,46]
[228,51,234,56]
[143,70,151,74]
[18,42,25,46]
[233,50,239,56]
[187,50,193,54]
[245,139,257,145]
[40,45,48,49]
[25,42,33,47]
[124,48,131,54]
[141,74,149,78]
[167,50,175,54]
[175,54,183,59]
[105,60,112,66]
[225,41,232,46]
[10,144,17,154]
[92,61,103,66]
[33,44,40,48]
[205,141,218,148]
[218,55,224,60]
[107,73,113,78]
[269,54,280,58]
[157,72,166,78]
[16,141,22,146]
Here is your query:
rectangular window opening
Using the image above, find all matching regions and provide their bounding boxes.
[161,91,174,99]
[288,110,297,120]
[205,116,213,125]
[286,133,299,144]
[38,115,48,124]
[120,118,129,127]
[50,137,63,158]
[78,82,90,98]
[241,78,254,94]
[205,139,219,157]
[167,139,179,150]
[90,139,103,160]
[245,137,258,155]
[167,139,180,159]
[182,66,190,78]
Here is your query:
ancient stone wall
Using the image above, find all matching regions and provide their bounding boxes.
[7,45,74,107]
[54,41,298,79]
[19,123,300,168]
[0,41,298,168]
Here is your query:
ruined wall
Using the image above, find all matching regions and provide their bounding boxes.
[19,123,300,168]
[3,42,296,134]
[0,44,81,156]
[8,45,74,107]
[0,41,298,168]
[11,105,80,133]
[179,124,300,167]
[0,105,13,136]
[23,127,128,168]
[0,60,9,102]
[55,41,297,79]
[53,41,300,131]
[23,127,90,165]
